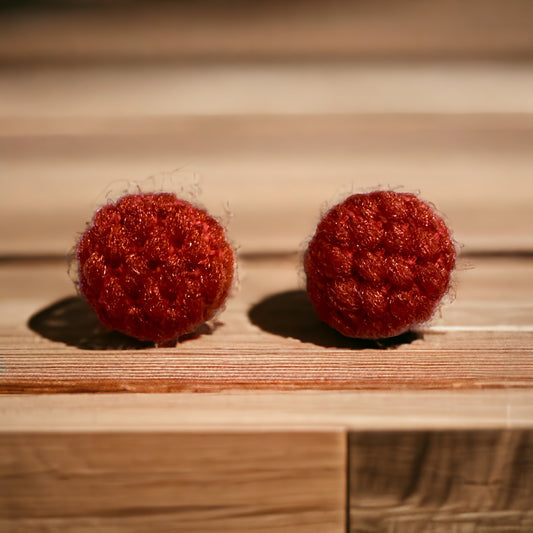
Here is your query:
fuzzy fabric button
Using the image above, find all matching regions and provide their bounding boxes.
[304,191,456,339]
[76,192,235,345]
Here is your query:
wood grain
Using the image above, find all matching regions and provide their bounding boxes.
[1,391,532,432]
[1,255,532,393]
[1,396,532,531]
[1,0,532,62]
[349,430,533,532]
[3,63,533,118]
[1,113,532,256]
[0,431,345,533]
[1,333,531,393]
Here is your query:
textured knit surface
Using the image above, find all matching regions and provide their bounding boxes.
[77,193,235,344]
[304,191,456,339]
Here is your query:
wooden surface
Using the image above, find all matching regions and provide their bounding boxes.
[1,113,533,256]
[0,431,345,533]
[2,391,532,432]
[0,254,532,392]
[1,395,532,532]
[1,1,533,531]
[1,0,532,62]
[349,430,533,532]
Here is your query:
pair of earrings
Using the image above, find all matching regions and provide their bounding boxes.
[76,190,456,347]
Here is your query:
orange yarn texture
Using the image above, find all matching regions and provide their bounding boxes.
[77,193,235,344]
[304,191,456,339]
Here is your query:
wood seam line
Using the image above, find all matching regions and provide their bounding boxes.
[345,429,351,533]
[2,250,533,264]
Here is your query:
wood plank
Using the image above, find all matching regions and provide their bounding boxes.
[0,256,531,393]
[2,332,531,393]
[0,431,345,533]
[1,391,532,432]
[1,0,532,62]
[2,63,533,117]
[1,114,532,255]
[349,430,533,532]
